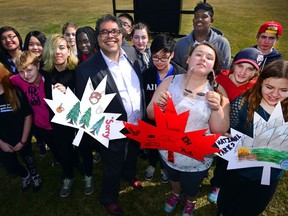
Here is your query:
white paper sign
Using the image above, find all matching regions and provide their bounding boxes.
[216,102,288,185]
[45,76,125,148]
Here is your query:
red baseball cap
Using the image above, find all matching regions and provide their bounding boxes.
[258,21,283,37]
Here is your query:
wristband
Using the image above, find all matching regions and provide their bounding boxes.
[20,140,27,145]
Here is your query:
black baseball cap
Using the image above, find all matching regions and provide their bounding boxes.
[233,48,264,70]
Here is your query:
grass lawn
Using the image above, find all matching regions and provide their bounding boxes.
[1,0,288,215]
[0,147,287,216]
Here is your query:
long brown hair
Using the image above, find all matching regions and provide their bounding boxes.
[0,63,20,111]
[242,59,288,125]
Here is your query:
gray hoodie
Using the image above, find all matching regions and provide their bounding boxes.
[173,28,231,71]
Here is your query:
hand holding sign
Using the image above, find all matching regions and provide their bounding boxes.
[124,97,220,161]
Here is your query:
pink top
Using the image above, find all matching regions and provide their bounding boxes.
[10,74,52,130]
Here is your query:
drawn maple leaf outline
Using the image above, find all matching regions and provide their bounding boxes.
[124,97,220,161]
[215,102,288,185]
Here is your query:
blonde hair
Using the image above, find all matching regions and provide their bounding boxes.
[0,63,20,111]
[15,51,39,70]
[42,34,78,72]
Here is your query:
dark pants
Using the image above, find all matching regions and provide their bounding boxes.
[210,156,228,187]
[52,124,75,179]
[217,171,279,216]
[161,158,208,197]
[99,139,139,205]
[33,126,59,160]
[0,142,38,178]
[148,149,164,169]
[77,134,94,177]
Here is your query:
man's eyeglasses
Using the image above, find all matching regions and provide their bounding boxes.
[152,53,172,63]
[99,29,121,38]
[1,34,17,42]
[121,22,131,28]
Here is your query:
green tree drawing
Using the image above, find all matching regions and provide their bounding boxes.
[90,116,105,135]
[79,107,91,129]
[66,102,80,125]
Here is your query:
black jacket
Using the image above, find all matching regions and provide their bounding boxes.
[76,46,145,152]
[143,61,186,108]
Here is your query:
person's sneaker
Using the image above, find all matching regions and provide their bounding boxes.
[38,142,47,157]
[161,169,169,183]
[182,200,196,216]
[144,165,155,181]
[93,152,101,164]
[208,187,220,203]
[32,174,42,192]
[21,172,31,192]
[84,175,94,195]
[60,178,73,198]
[164,192,182,213]
[104,202,123,216]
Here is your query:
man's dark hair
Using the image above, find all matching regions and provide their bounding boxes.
[194,2,214,18]
[150,34,176,54]
[95,14,123,38]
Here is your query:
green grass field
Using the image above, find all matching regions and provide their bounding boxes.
[1,0,288,215]
[1,0,288,58]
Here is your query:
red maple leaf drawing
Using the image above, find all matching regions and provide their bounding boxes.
[124,97,220,161]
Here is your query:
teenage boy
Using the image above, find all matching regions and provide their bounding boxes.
[254,21,283,67]
[143,33,186,183]
[173,2,231,72]
[12,51,56,159]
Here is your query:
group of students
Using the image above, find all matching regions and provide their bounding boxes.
[0,1,287,216]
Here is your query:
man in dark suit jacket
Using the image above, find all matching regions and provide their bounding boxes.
[76,14,144,216]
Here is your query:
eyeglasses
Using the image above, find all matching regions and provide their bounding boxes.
[152,53,172,63]
[1,34,17,42]
[184,88,205,98]
[121,22,131,28]
[99,29,121,38]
